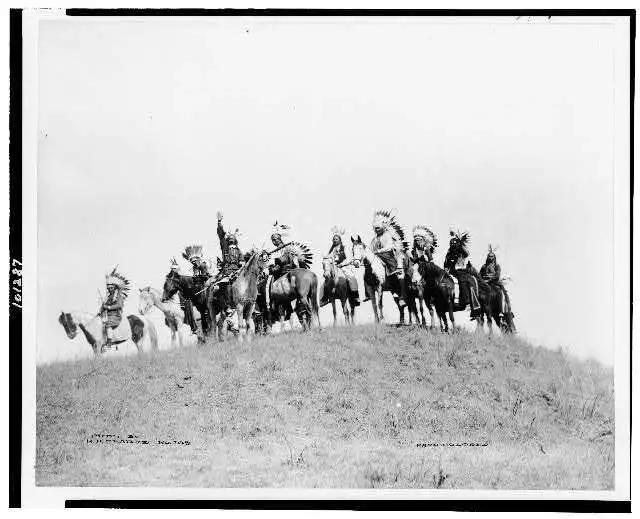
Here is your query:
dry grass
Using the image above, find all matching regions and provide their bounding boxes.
[36,325,614,489]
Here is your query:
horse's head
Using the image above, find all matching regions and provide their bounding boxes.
[162,270,181,302]
[58,311,79,339]
[138,287,154,314]
[322,256,334,278]
[350,235,365,268]
[410,263,423,287]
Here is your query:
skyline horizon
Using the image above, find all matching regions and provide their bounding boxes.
[36,16,619,365]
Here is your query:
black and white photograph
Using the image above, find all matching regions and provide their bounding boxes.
[13,8,631,508]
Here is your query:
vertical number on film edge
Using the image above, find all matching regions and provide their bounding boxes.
[10,258,22,309]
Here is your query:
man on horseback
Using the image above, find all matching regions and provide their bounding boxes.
[320,226,360,307]
[99,267,130,348]
[209,211,245,304]
[480,245,513,317]
[183,244,212,282]
[411,225,437,264]
[370,210,409,307]
[269,222,313,278]
[443,230,481,319]
[265,221,313,313]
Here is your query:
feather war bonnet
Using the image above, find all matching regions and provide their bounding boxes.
[105,267,130,298]
[372,209,409,251]
[413,225,438,250]
[182,244,203,261]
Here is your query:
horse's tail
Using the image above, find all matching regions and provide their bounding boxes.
[144,317,159,351]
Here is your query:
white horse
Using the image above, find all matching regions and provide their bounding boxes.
[350,235,414,324]
[138,286,185,348]
[58,311,158,357]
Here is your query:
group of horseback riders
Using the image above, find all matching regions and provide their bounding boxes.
[97,210,514,346]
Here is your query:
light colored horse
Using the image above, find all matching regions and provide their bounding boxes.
[209,249,271,342]
[138,286,185,348]
[58,311,158,356]
[321,256,356,326]
[350,235,410,324]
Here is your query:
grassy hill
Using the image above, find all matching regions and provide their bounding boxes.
[36,325,614,489]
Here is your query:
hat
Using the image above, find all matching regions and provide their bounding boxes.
[105,267,130,298]
[226,228,241,243]
[170,257,180,271]
[272,221,290,239]
[413,225,438,248]
[182,245,203,262]
[372,209,409,251]
[449,230,470,256]
[330,225,345,239]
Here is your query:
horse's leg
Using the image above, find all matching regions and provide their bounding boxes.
[245,303,256,341]
[236,303,246,342]
[331,298,337,327]
[369,285,380,323]
[341,295,350,325]
[350,295,356,324]
[448,298,456,333]
[378,289,385,322]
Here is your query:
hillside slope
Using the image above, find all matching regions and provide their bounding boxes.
[36,325,614,489]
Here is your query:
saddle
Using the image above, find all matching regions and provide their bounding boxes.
[103,317,130,344]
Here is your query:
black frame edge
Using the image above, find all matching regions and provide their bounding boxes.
[9,7,23,510]
[64,499,631,512]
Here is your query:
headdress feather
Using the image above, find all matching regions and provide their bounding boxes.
[281,242,313,268]
[226,228,241,242]
[449,229,471,257]
[372,209,409,251]
[272,221,290,238]
[330,225,345,237]
[105,267,130,298]
[413,225,438,249]
[182,244,203,261]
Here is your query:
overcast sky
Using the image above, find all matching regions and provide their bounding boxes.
[37,16,618,365]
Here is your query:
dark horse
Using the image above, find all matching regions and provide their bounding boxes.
[162,270,215,340]
[466,263,517,334]
[258,267,321,332]
[412,260,503,333]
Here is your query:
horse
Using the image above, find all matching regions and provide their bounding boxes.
[58,311,158,356]
[162,270,214,341]
[484,281,517,334]
[268,268,321,332]
[405,256,431,326]
[207,249,270,341]
[321,256,357,326]
[350,235,412,324]
[412,260,495,333]
[464,264,516,334]
[138,286,185,348]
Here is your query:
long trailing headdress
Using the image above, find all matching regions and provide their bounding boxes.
[182,244,203,261]
[412,225,438,251]
[282,242,313,268]
[449,229,470,258]
[105,267,130,299]
[272,221,290,239]
[372,209,409,251]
